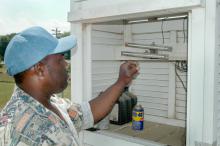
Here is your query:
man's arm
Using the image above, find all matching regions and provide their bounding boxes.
[89,61,139,124]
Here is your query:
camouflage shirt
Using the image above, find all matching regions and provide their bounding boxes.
[0,87,94,146]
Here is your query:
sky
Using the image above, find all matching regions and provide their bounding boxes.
[0,0,70,35]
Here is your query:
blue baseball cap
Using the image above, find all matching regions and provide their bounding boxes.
[4,26,77,76]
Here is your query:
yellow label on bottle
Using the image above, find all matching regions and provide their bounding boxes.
[132,112,144,121]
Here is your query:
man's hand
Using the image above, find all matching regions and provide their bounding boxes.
[116,61,139,87]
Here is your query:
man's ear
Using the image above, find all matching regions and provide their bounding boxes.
[33,62,46,77]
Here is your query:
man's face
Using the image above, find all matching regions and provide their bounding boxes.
[44,54,69,93]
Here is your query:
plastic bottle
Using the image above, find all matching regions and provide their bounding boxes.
[122,92,132,122]
[124,87,138,121]
[110,94,128,125]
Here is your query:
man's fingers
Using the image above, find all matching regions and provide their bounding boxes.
[124,61,140,78]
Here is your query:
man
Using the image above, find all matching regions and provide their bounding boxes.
[0,26,138,146]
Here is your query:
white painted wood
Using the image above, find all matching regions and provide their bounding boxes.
[92,25,124,33]
[176,100,186,107]
[69,0,220,145]
[91,61,120,98]
[71,23,84,103]
[176,112,186,120]
[136,74,169,81]
[133,90,169,99]
[203,0,218,144]
[82,130,166,146]
[92,30,123,39]
[131,62,183,125]
[175,70,187,122]
[144,115,185,127]
[138,96,168,105]
[83,24,92,101]
[139,102,168,111]
[91,25,123,60]
[134,80,169,86]
[92,45,120,60]
[186,9,205,146]
[216,0,220,144]
[70,0,202,10]
[132,85,168,92]
[132,20,187,33]
[69,0,203,23]
[130,20,188,60]
[168,63,176,118]
[71,16,188,146]
[176,94,186,101]
[123,23,132,44]
[176,106,186,113]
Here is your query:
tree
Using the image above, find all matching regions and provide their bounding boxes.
[0,33,16,62]
[0,31,71,62]
[59,32,71,60]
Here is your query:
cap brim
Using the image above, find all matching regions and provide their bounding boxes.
[50,35,77,55]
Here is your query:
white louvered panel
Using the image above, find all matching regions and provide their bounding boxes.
[92,74,117,80]
[176,106,186,113]
[92,61,121,98]
[176,88,186,95]
[92,38,123,45]
[134,90,169,99]
[132,31,171,45]
[93,84,113,93]
[176,100,186,107]
[90,20,187,126]
[92,45,119,60]
[136,105,168,117]
[131,62,169,119]
[138,96,168,105]
[134,80,169,87]
[137,74,168,81]
[176,94,186,101]
[92,29,123,39]
[134,85,168,92]
[176,30,188,43]
[92,25,124,33]
[175,70,187,121]
[132,32,170,40]
[131,19,187,61]
[132,20,187,34]
[91,25,123,60]
[138,102,168,111]
[176,113,186,120]
[92,60,121,68]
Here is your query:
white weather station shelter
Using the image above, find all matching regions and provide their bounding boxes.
[68,0,220,146]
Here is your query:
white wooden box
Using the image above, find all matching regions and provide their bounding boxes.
[68,0,220,145]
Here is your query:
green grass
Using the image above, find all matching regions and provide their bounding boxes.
[56,83,71,100]
[0,65,71,109]
[0,65,15,109]
[0,82,14,109]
